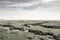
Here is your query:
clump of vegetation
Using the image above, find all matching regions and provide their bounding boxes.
[0,20,60,40]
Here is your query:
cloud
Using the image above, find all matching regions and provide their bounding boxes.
[0,0,40,9]
[0,0,33,2]
[0,0,60,12]
[0,0,60,20]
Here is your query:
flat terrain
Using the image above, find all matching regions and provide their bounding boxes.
[0,20,60,40]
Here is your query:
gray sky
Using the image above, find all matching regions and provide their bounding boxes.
[0,0,60,20]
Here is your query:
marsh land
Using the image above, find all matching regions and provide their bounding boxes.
[0,20,60,40]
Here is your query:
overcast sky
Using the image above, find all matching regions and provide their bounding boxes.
[0,0,60,20]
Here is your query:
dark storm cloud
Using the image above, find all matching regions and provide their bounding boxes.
[0,0,35,3]
[0,0,37,9]
[0,0,60,10]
